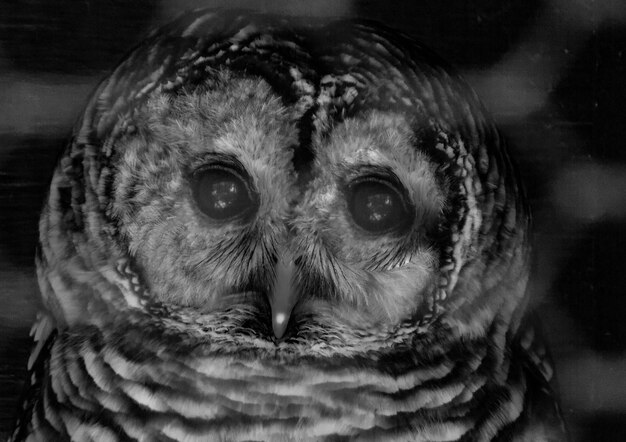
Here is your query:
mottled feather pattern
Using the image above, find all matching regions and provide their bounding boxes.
[12,9,566,442]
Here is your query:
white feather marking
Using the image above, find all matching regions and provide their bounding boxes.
[137,66,165,98]
[42,380,64,432]
[28,313,54,370]
[101,348,138,380]
[46,272,83,326]
[478,383,525,440]
[59,408,118,442]
[119,382,169,412]
[181,14,216,38]
[92,388,128,413]
[101,267,141,309]
[82,346,115,393]
[229,24,258,46]
[414,421,473,441]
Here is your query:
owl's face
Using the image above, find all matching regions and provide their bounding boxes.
[111,70,444,340]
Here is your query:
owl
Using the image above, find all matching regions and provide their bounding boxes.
[11,9,567,442]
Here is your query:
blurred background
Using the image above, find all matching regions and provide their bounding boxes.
[0,0,625,440]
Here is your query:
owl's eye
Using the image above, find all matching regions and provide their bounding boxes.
[192,165,258,222]
[347,177,413,234]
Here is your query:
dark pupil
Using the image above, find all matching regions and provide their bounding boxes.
[350,181,408,233]
[195,169,253,220]
[365,193,394,224]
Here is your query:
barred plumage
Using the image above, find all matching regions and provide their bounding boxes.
[12,9,566,441]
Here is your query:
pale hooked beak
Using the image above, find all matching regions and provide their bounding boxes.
[269,250,298,340]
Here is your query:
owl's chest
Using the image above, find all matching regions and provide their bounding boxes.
[22,330,548,442]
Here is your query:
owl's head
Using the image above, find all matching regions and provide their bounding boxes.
[38,11,529,357]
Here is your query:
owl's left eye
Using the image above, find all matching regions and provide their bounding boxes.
[192,165,258,222]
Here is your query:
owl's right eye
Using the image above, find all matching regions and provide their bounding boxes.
[192,165,258,222]
[346,176,413,234]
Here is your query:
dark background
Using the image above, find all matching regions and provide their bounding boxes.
[1,1,625,440]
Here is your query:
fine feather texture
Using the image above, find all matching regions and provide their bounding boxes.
[12,9,567,442]
[113,74,300,309]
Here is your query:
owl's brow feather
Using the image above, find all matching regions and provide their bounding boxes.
[291,105,317,189]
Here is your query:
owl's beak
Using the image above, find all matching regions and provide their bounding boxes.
[269,251,298,340]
